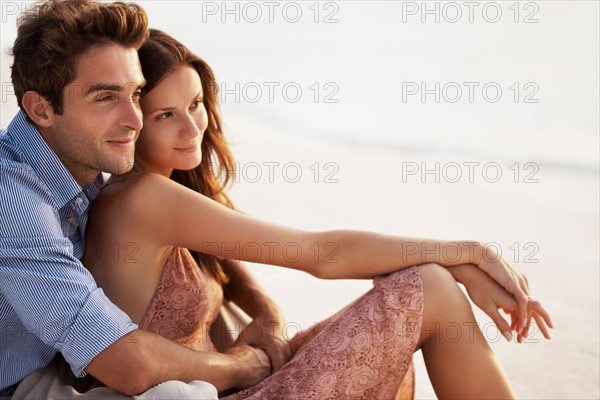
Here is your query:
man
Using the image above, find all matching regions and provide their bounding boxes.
[0,0,276,397]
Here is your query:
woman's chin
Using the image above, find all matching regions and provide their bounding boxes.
[176,160,202,171]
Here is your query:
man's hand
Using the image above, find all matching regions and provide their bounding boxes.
[85,329,272,395]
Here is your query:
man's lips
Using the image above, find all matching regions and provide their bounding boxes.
[106,137,135,148]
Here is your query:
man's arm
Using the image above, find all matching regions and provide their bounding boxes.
[85,329,270,395]
[0,170,269,394]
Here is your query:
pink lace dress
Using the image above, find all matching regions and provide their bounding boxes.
[142,247,424,400]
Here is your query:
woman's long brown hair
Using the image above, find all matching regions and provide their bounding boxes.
[138,29,234,286]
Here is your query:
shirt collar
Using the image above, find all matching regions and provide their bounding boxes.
[8,109,100,209]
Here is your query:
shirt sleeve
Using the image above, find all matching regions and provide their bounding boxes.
[0,165,137,377]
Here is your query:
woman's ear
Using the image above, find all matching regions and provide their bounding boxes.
[21,91,56,128]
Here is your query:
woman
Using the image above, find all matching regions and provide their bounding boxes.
[82,29,553,399]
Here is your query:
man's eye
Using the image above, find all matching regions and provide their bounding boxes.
[97,95,114,102]
[131,91,143,102]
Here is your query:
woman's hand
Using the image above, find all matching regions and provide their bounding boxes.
[450,263,554,342]
[473,244,535,335]
[505,295,554,343]
[234,317,292,372]
[219,259,292,371]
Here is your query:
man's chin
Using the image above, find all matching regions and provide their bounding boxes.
[102,156,135,175]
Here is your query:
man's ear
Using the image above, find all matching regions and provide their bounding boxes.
[21,91,56,128]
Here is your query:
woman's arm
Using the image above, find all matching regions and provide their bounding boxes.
[221,259,291,371]
[125,173,531,333]
[222,259,284,322]
[129,174,477,276]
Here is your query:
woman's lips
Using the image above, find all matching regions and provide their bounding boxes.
[174,143,198,153]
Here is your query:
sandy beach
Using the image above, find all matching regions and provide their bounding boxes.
[1,0,598,398]
[225,115,599,400]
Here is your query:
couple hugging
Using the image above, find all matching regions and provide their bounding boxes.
[0,0,553,399]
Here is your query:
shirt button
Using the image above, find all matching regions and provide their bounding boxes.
[75,197,84,205]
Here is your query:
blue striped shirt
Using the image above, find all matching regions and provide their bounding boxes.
[0,110,137,396]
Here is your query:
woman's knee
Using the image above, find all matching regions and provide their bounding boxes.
[419,263,457,292]
[419,263,470,319]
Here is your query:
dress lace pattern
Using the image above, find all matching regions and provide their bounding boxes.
[142,247,424,400]
[139,247,223,353]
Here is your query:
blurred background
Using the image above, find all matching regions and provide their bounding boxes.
[2,1,598,398]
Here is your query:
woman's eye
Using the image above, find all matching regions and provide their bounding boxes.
[190,98,203,110]
[156,112,173,120]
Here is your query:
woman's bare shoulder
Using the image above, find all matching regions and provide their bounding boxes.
[93,172,176,225]
[99,172,175,201]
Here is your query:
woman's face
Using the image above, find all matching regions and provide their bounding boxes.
[136,65,207,176]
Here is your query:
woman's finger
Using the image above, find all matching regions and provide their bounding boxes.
[533,300,555,329]
[523,304,536,339]
[515,289,529,334]
[533,313,552,340]
[265,336,291,372]
[517,318,531,343]
[519,316,532,343]
[487,307,512,342]
[509,310,518,331]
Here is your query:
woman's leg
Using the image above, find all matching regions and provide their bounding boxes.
[417,263,515,400]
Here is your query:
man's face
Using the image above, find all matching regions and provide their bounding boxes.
[45,43,145,186]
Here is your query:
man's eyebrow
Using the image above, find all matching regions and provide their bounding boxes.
[84,81,146,96]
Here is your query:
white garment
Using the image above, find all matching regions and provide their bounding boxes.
[11,362,218,400]
[133,380,218,400]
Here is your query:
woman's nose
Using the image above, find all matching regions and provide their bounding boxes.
[181,114,201,138]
